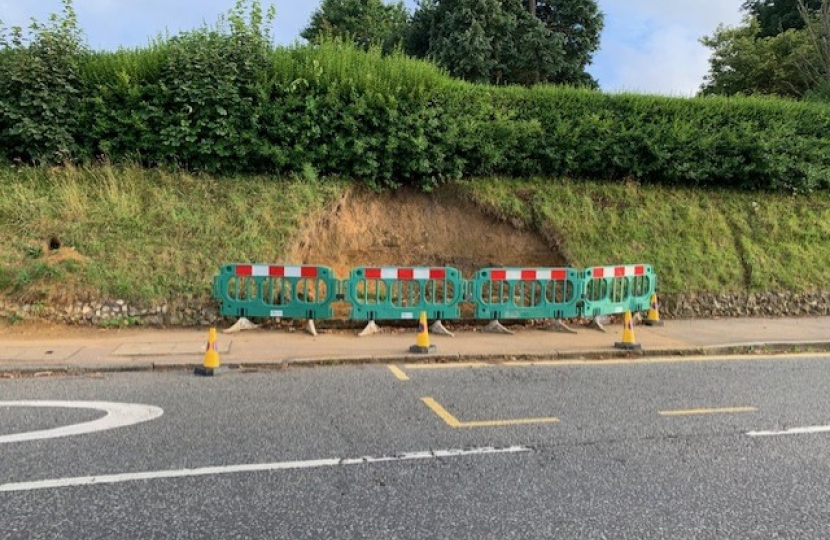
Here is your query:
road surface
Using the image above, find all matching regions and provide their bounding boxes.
[2,354,830,539]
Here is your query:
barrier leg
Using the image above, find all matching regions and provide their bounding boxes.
[484,320,514,335]
[223,317,260,334]
[430,320,455,337]
[542,319,577,334]
[359,320,382,337]
[587,317,607,333]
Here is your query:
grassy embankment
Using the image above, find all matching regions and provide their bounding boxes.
[1,166,829,313]
[0,165,344,306]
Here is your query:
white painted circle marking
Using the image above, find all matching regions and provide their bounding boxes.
[0,401,163,444]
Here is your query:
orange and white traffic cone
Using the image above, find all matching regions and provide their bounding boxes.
[409,311,436,354]
[614,311,642,351]
[195,327,222,376]
[644,293,663,326]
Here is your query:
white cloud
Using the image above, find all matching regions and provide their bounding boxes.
[601,0,744,28]
[591,0,745,95]
[604,25,715,96]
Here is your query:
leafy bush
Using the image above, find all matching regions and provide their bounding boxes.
[1,0,829,192]
[0,0,86,163]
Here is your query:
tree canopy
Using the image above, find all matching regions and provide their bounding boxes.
[301,0,409,54]
[405,0,603,87]
[701,0,829,99]
[742,0,823,37]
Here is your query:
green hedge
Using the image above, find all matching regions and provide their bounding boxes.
[1,5,829,192]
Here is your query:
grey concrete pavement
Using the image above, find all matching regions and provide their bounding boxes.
[0,316,828,373]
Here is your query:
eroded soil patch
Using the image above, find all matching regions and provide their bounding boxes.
[288,186,566,279]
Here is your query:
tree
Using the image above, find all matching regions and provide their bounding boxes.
[742,0,822,37]
[701,19,819,97]
[701,0,829,98]
[532,0,604,87]
[301,0,409,54]
[405,0,602,87]
[796,0,830,84]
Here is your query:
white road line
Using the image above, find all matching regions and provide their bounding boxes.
[0,446,531,492]
[0,401,163,444]
[747,425,830,437]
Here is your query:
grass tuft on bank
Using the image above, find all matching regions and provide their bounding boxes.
[0,165,345,304]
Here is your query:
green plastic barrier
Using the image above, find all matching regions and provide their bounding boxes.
[580,264,656,317]
[471,267,581,320]
[213,263,339,319]
[347,266,464,321]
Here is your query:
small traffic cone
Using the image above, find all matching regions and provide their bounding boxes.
[409,311,436,354]
[614,311,642,351]
[195,327,222,376]
[644,293,663,326]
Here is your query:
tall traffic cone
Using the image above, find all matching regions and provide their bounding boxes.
[614,311,642,351]
[409,311,436,354]
[195,327,222,376]
[644,293,663,326]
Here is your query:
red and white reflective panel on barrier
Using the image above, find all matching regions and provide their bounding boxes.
[364,268,447,280]
[235,265,319,278]
[590,265,646,279]
[488,269,569,281]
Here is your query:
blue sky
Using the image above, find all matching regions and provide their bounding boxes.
[0,0,744,96]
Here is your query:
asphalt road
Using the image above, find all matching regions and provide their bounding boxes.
[2,355,830,539]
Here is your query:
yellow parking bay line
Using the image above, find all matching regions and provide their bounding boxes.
[387,365,410,381]
[659,407,757,417]
[404,362,488,370]
[421,397,559,429]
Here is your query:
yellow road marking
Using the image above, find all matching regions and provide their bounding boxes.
[421,397,559,429]
[403,353,828,372]
[659,407,757,417]
[387,365,410,381]
[404,362,488,370]
[421,398,461,427]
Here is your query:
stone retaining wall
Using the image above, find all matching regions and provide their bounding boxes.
[661,292,830,318]
[1,292,829,326]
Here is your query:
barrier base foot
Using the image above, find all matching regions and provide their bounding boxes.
[614,342,642,351]
[484,320,514,335]
[304,319,318,337]
[194,366,226,377]
[430,320,455,337]
[643,319,664,327]
[223,317,260,334]
[587,318,607,333]
[409,345,436,354]
[358,320,381,337]
[542,319,577,334]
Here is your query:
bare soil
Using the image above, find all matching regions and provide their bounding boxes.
[1,185,566,336]
[288,185,565,279]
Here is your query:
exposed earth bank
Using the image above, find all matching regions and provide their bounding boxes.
[1,185,829,329]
